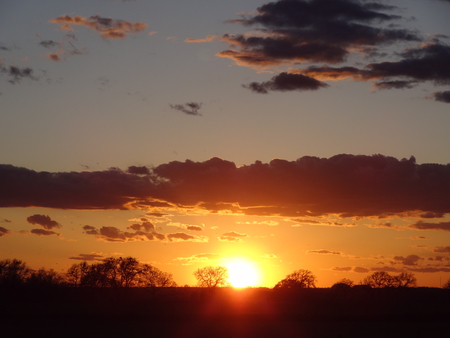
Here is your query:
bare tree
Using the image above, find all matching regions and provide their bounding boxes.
[443,278,450,289]
[137,264,177,287]
[0,259,30,286]
[26,268,64,287]
[66,261,90,286]
[362,271,417,288]
[194,266,230,288]
[393,272,417,288]
[117,257,141,287]
[274,269,317,289]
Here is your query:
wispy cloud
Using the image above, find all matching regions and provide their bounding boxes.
[169,102,203,116]
[49,15,147,39]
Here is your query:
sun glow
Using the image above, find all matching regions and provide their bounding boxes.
[224,258,261,288]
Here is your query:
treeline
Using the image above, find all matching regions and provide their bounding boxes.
[2,258,450,289]
[0,257,176,288]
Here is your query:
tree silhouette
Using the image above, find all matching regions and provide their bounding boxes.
[442,278,450,289]
[137,263,177,287]
[26,268,64,287]
[65,257,176,288]
[361,271,417,288]
[393,272,417,288]
[274,269,317,289]
[66,261,90,286]
[331,278,354,290]
[0,259,30,287]
[193,266,230,288]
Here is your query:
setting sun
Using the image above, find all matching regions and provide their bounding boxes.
[224,258,261,288]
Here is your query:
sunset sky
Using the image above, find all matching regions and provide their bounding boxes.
[1,0,450,288]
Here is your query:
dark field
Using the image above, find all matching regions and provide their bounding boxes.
[2,287,449,338]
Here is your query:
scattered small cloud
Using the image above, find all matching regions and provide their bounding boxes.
[185,35,218,43]
[308,249,341,255]
[39,40,60,48]
[393,254,421,266]
[69,253,104,261]
[0,65,37,84]
[49,15,147,39]
[127,218,155,232]
[169,102,203,116]
[30,229,60,236]
[0,227,11,237]
[167,232,208,242]
[26,214,61,230]
[218,231,247,242]
[243,72,328,94]
[174,253,224,265]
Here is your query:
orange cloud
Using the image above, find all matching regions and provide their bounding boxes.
[185,35,218,43]
[49,15,147,39]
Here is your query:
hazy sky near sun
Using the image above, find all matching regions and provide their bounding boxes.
[1,0,450,288]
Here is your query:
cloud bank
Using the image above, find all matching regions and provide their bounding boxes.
[2,154,450,220]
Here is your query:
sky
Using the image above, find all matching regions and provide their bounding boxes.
[1,0,450,288]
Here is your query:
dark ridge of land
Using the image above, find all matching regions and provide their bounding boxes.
[1,287,450,338]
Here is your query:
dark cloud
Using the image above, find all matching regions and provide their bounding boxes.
[1,218,11,223]
[127,166,150,175]
[127,219,155,231]
[354,267,370,273]
[26,214,61,230]
[210,1,450,100]
[93,225,165,242]
[169,102,203,116]
[30,229,60,236]
[49,15,147,39]
[0,227,10,237]
[419,212,445,219]
[0,165,160,210]
[219,231,247,242]
[409,221,450,231]
[82,225,99,235]
[218,0,418,68]
[39,40,59,48]
[82,224,204,243]
[69,253,104,261]
[297,43,450,93]
[0,65,37,84]
[434,246,450,253]
[433,91,450,103]
[3,154,450,218]
[243,72,328,93]
[393,254,421,266]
